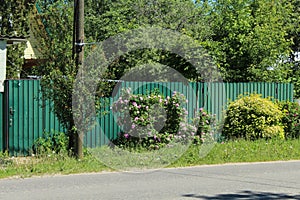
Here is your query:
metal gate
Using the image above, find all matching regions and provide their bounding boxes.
[2,80,64,156]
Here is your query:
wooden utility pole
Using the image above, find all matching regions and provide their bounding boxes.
[74,0,84,159]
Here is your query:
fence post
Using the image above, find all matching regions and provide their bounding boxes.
[3,80,9,153]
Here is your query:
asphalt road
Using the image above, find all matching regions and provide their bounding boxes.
[0,160,300,200]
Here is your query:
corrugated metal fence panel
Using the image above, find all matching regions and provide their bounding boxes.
[7,80,41,155]
[120,81,198,119]
[201,82,294,120]
[201,83,226,120]
[277,83,293,101]
[84,98,121,148]
[6,80,65,155]
[0,91,3,151]
[223,82,294,104]
[43,100,65,134]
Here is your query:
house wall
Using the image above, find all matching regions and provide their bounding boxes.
[24,28,42,60]
[0,40,7,92]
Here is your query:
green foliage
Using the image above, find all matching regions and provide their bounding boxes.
[192,107,217,144]
[32,0,76,132]
[206,0,294,82]
[0,151,12,167]
[0,0,32,36]
[33,131,69,155]
[277,101,300,139]
[0,0,33,79]
[222,94,284,140]
[111,88,196,150]
[6,43,26,79]
[84,0,212,93]
[111,88,218,150]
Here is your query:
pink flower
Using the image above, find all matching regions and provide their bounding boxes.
[131,124,136,129]
[175,103,179,107]
[199,108,203,111]
[132,102,137,107]
[134,117,139,121]
[124,133,129,139]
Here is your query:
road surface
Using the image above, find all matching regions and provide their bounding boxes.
[0,160,300,200]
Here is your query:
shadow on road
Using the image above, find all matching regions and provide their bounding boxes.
[182,190,300,199]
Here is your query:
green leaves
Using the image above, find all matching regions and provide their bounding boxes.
[31,0,76,130]
[1,0,32,79]
[111,88,193,150]
[223,94,284,140]
[84,0,211,85]
[206,0,294,82]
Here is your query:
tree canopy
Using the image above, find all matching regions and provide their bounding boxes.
[204,0,295,82]
[0,0,33,78]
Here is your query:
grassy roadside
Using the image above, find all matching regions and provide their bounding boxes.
[1,138,300,179]
[170,138,300,167]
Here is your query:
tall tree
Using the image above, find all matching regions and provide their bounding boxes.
[31,0,77,152]
[204,0,294,82]
[84,0,213,96]
[288,0,300,97]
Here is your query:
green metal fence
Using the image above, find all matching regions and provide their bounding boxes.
[0,80,65,155]
[0,80,295,155]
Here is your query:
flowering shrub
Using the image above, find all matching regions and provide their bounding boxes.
[112,88,195,150]
[111,88,218,150]
[192,108,217,144]
[277,101,300,138]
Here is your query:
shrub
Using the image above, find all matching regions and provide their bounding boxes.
[222,94,284,140]
[111,88,195,150]
[277,101,300,138]
[192,108,217,144]
[33,131,69,155]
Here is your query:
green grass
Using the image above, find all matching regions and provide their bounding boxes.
[0,152,110,179]
[1,138,300,179]
[170,138,300,167]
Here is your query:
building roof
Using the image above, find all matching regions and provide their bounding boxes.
[0,35,28,45]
